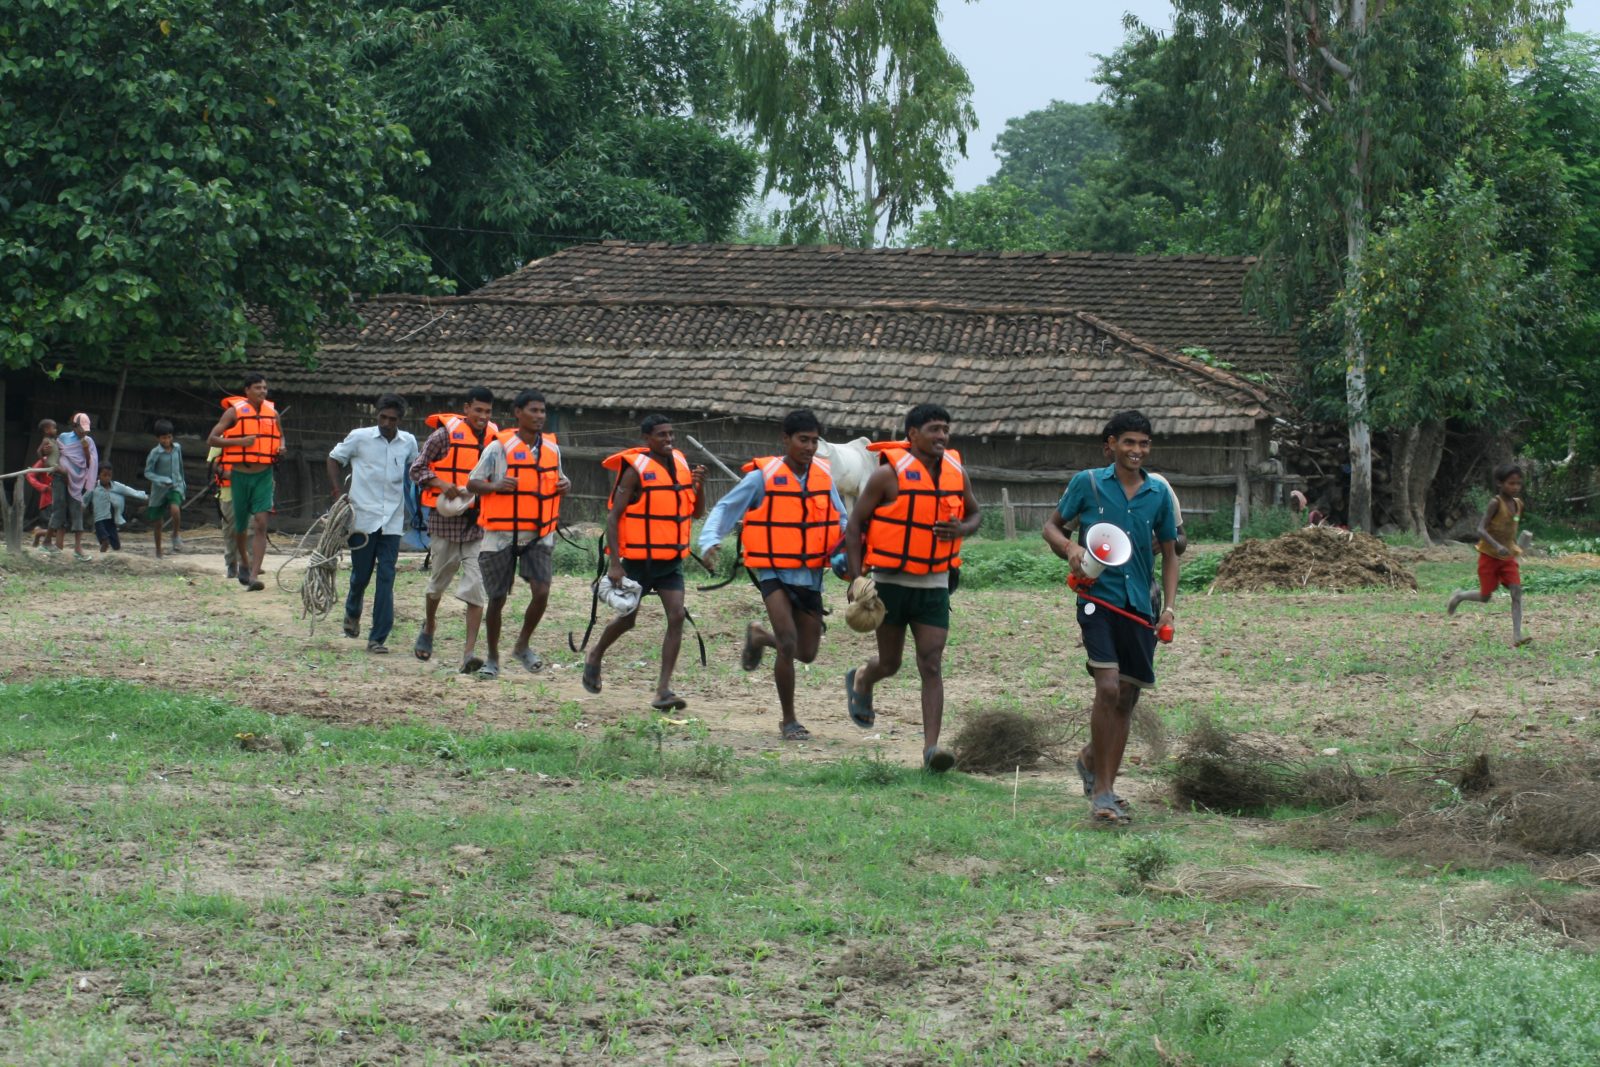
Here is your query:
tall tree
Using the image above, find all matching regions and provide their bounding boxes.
[1114,1,1561,531]
[736,0,977,246]
[0,0,435,371]
[348,0,757,287]
[991,101,1117,211]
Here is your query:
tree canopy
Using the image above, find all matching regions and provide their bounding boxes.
[0,0,436,371]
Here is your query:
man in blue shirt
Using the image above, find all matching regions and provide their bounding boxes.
[700,409,848,741]
[1043,410,1179,825]
[326,395,420,653]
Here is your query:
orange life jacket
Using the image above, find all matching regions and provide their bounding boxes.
[213,459,231,490]
[421,412,500,508]
[862,443,967,574]
[602,447,696,561]
[219,395,283,467]
[478,429,561,537]
[740,456,841,570]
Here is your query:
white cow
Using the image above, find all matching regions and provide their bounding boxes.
[816,436,876,513]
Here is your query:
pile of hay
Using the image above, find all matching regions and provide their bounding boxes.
[1168,715,1368,814]
[1211,526,1416,593]
[951,710,1069,774]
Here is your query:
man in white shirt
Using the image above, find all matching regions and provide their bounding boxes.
[327,395,419,653]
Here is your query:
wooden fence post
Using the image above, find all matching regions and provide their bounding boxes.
[1001,487,1016,540]
[1233,437,1251,541]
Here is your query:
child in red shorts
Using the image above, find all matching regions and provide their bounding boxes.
[1447,464,1530,647]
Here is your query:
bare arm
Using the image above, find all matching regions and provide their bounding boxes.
[1476,498,1507,556]
[325,457,346,500]
[844,465,896,584]
[689,465,708,519]
[1159,538,1179,630]
[206,407,243,450]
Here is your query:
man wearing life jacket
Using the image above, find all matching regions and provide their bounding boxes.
[582,414,707,710]
[699,409,847,741]
[465,389,570,680]
[1043,409,1179,826]
[326,394,419,655]
[410,386,498,671]
[842,403,981,772]
[206,372,284,591]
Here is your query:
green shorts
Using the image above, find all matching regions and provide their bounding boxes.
[231,468,274,531]
[876,581,950,630]
[145,489,183,521]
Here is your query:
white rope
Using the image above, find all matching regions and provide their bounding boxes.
[275,496,363,629]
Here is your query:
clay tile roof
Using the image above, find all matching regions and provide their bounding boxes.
[210,294,1269,438]
[472,241,1296,386]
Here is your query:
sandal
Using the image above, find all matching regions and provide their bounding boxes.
[845,668,874,729]
[923,746,955,773]
[344,614,360,638]
[1090,793,1130,826]
[414,630,434,661]
[476,660,500,680]
[367,641,390,655]
[651,692,688,712]
[780,721,811,741]
[512,647,543,673]
[741,623,764,672]
[1075,755,1128,805]
[460,656,484,675]
[581,661,602,695]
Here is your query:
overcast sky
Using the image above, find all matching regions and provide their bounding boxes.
[942,0,1600,191]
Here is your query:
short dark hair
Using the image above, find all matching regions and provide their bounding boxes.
[37,418,56,433]
[513,389,547,411]
[464,386,494,407]
[1103,410,1154,441]
[100,465,113,476]
[1492,462,1523,486]
[905,403,950,432]
[640,413,672,436]
[242,372,266,389]
[153,419,174,436]
[782,408,823,436]
[377,394,406,416]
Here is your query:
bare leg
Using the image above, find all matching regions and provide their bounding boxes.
[908,621,949,749]
[855,623,908,700]
[153,521,164,557]
[584,606,639,682]
[1509,584,1528,647]
[654,587,687,699]
[169,503,182,541]
[1088,669,1141,806]
[235,530,250,572]
[1446,589,1490,614]
[759,588,803,725]
[248,512,268,577]
[483,596,507,663]
[422,593,443,635]
[462,603,484,660]
[511,580,551,655]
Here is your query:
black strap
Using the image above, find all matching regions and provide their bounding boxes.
[696,525,744,591]
[567,533,609,654]
[682,606,709,667]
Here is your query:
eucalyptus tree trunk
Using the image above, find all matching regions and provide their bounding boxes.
[1343,0,1374,533]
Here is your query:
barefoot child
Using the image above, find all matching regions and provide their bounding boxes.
[1447,463,1531,647]
[143,419,187,557]
[88,466,148,552]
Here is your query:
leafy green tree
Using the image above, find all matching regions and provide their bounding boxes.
[1112,0,1561,531]
[735,0,977,246]
[903,182,1074,251]
[348,0,757,287]
[0,0,436,372]
[991,101,1117,211]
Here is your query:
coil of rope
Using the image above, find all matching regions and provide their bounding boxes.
[275,494,363,629]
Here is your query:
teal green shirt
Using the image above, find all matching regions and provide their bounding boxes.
[1057,465,1176,616]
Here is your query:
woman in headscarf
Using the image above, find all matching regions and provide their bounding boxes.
[49,413,99,561]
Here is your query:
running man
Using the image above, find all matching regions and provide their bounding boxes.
[207,373,283,591]
[700,409,847,740]
[842,403,981,772]
[583,415,707,710]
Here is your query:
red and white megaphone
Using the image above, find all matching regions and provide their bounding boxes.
[1078,522,1133,581]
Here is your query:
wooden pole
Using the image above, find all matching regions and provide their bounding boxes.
[105,358,131,459]
[1001,487,1016,540]
[1233,434,1251,541]
[684,433,740,482]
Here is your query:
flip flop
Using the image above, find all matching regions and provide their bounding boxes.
[923,746,955,773]
[367,641,390,655]
[512,647,543,673]
[1090,793,1130,826]
[460,656,484,675]
[651,693,688,712]
[780,721,811,741]
[248,579,265,592]
[476,660,500,680]
[741,624,764,672]
[845,668,874,729]
[581,661,602,694]
[1075,755,1129,805]
[414,630,434,661]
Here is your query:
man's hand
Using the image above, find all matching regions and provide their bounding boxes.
[442,483,466,500]
[1159,608,1175,633]
[234,435,258,447]
[607,561,624,586]
[556,473,572,494]
[494,476,517,493]
[701,544,721,572]
[1065,542,1088,582]
[690,464,707,485]
[931,520,962,541]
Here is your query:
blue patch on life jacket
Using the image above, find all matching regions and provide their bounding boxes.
[773,475,790,485]
[452,431,465,440]
[905,471,922,481]
[643,472,658,481]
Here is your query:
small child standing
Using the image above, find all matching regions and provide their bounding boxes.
[1447,463,1531,648]
[27,437,56,547]
[88,466,149,552]
[143,419,187,557]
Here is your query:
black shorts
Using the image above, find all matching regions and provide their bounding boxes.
[757,577,824,617]
[622,558,685,596]
[1077,600,1157,688]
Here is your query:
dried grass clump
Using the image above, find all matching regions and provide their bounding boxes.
[1487,891,1600,950]
[951,710,1068,774]
[1144,865,1324,902]
[1167,715,1368,814]
[1212,526,1416,593]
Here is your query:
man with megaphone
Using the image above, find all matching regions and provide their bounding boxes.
[1043,410,1180,826]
